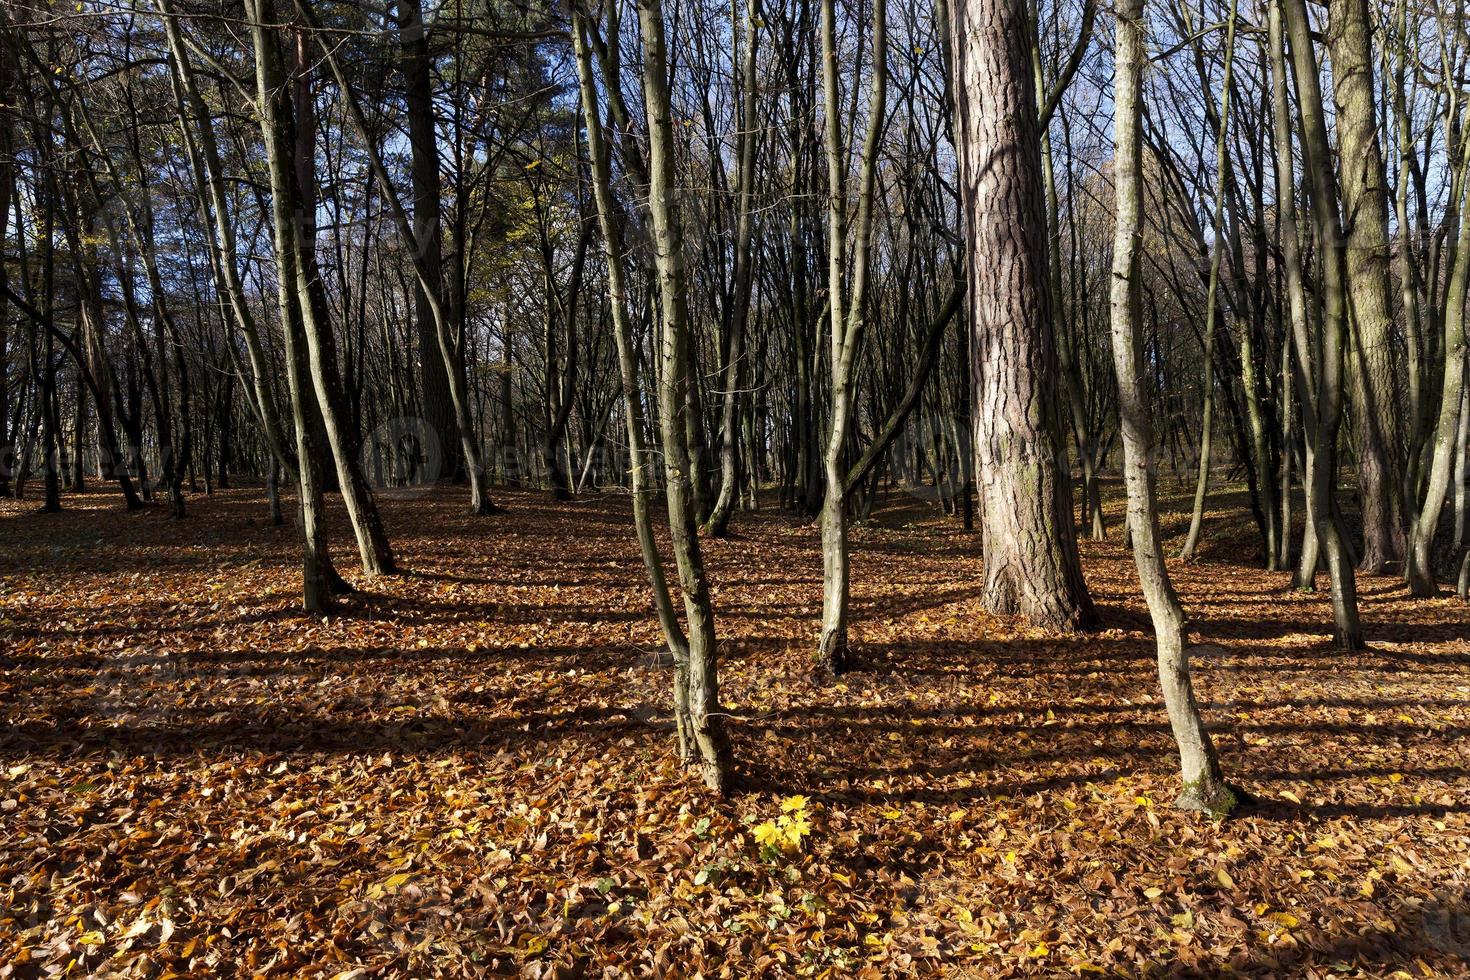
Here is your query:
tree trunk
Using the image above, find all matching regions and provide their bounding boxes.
[248,0,340,610]
[1279,0,1365,647]
[947,0,1096,631]
[704,0,762,539]
[1111,0,1236,816]
[635,0,733,793]
[289,32,398,576]
[397,0,459,482]
[572,12,688,662]
[1327,0,1406,573]
[816,0,887,673]
[1407,141,1470,596]
[302,0,498,515]
[1180,0,1239,563]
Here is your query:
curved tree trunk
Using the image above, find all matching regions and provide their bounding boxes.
[573,13,688,662]
[249,0,340,610]
[1111,0,1236,816]
[1279,0,1365,647]
[288,35,397,576]
[302,0,498,516]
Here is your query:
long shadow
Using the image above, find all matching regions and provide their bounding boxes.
[1172,888,1470,976]
[0,704,667,759]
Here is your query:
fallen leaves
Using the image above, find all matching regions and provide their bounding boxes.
[1,485,1468,977]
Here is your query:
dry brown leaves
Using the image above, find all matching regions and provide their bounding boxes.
[1,483,1468,978]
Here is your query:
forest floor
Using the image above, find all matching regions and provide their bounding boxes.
[2,480,1469,978]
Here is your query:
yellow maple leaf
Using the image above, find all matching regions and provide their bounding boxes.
[752,820,783,847]
[780,814,811,846]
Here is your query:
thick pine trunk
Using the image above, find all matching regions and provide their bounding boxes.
[947,0,1096,631]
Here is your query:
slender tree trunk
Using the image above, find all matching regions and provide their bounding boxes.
[157,0,295,482]
[636,0,733,792]
[396,0,459,481]
[1452,382,1467,549]
[248,0,339,610]
[1280,0,1365,647]
[1279,325,1295,566]
[572,12,688,662]
[1180,0,1239,562]
[302,0,498,515]
[1039,107,1102,541]
[1111,0,1236,816]
[289,33,397,576]
[705,0,762,539]
[1407,145,1470,596]
[816,0,887,673]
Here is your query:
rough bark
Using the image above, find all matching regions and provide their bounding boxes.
[1327,0,1406,573]
[948,0,1096,631]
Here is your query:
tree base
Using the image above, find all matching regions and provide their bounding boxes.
[1175,779,1245,819]
[698,758,732,795]
[816,628,849,677]
[326,568,357,596]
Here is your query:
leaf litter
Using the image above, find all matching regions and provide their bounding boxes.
[1,486,1468,977]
